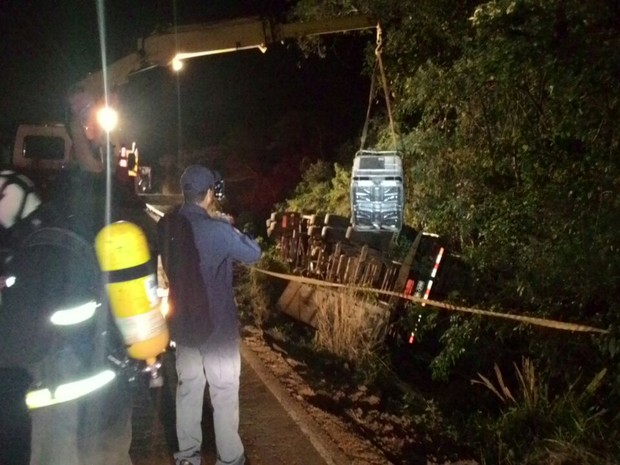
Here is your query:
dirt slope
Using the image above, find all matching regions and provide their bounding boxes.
[242,326,478,465]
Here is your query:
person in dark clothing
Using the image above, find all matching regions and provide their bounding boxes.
[159,165,261,465]
[0,170,136,465]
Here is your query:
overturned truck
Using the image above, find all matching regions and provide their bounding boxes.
[265,211,463,337]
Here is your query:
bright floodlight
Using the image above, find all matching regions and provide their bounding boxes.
[96,106,118,132]
[172,57,184,72]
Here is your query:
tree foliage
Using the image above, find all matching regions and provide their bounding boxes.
[283,159,352,216]
[290,0,620,462]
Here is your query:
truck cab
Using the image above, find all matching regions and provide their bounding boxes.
[9,123,154,196]
[10,123,73,196]
[12,123,72,171]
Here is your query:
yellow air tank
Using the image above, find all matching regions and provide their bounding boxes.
[95,221,169,366]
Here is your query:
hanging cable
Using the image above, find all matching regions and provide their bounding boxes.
[375,24,398,149]
[360,23,398,151]
[359,60,377,151]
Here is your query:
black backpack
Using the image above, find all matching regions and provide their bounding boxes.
[156,207,210,347]
[0,225,114,369]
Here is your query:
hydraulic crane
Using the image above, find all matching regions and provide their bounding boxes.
[78,14,377,102]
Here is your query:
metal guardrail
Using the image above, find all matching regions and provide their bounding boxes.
[138,193,183,205]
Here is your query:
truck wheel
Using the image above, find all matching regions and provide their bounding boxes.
[321,226,347,244]
[308,214,325,228]
[324,214,350,229]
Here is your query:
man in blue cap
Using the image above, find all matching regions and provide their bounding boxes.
[164,164,261,465]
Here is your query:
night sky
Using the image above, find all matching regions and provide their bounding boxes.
[0,0,372,201]
[0,0,293,123]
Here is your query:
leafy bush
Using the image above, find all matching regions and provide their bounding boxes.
[283,160,352,216]
[471,359,618,464]
[235,241,289,326]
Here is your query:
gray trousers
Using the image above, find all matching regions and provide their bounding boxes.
[174,341,244,465]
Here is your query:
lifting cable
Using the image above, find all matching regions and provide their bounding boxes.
[360,23,398,151]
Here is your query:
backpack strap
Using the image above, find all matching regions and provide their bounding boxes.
[157,205,181,276]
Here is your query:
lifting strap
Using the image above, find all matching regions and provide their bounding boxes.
[360,24,398,151]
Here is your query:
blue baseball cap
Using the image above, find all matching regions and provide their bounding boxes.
[180,165,216,197]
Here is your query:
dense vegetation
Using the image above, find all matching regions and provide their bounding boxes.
[262,1,620,463]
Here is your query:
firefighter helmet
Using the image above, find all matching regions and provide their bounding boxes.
[0,171,41,229]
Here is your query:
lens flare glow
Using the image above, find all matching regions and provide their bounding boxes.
[96,106,118,132]
[172,58,184,71]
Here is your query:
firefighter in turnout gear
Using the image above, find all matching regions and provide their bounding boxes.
[0,170,135,465]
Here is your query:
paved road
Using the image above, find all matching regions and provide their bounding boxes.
[129,343,348,465]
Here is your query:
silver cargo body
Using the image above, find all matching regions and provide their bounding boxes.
[350,150,403,232]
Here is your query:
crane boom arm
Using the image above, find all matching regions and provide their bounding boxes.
[77,14,376,97]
